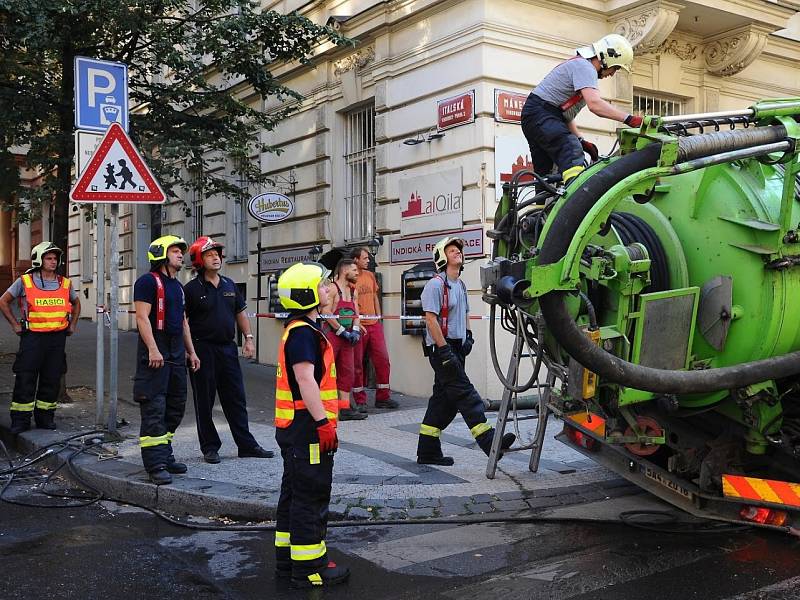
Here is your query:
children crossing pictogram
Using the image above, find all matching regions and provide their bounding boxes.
[70,122,166,203]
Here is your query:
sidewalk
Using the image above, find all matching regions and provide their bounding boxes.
[0,321,640,521]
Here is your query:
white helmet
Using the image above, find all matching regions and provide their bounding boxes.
[432,236,464,272]
[577,34,634,72]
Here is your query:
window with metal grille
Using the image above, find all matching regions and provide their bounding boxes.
[633,91,685,117]
[230,166,249,261]
[187,173,203,241]
[343,103,376,242]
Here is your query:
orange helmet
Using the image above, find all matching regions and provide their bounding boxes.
[189,236,225,269]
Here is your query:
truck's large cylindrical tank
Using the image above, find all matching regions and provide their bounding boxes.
[616,160,800,380]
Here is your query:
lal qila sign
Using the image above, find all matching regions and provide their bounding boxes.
[399,167,463,236]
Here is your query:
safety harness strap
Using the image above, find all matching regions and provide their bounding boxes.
[150,272,166,331]
[437,275,450,338]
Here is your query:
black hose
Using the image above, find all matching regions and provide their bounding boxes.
[538,133,800,394]
[145,505,751,535]
[610,212,670,292]
[578,291,598,330]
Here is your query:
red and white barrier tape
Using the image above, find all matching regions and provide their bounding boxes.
[112,309,494,321]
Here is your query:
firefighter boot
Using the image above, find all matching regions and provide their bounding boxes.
[149,468,173,485]
[291,561,350,588]
[417,431,455,466]
[10,411,31,435]
[476,429,516,458]
[34,408,57,430]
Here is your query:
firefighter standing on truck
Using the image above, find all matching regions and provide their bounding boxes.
[132,235,200,485]
[0,242,80,434]
[416,237,515,466]
[520,33,639,185]
[273,262,350,589]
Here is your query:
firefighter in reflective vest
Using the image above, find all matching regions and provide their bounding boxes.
[417,237,515,465]
[132,235,201,486]
[0,242,80,434]
[520,33,638,185]
[274,262,350,589]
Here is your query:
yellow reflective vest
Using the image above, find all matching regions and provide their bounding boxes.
[275,320,341,428]
[21,274,71,332]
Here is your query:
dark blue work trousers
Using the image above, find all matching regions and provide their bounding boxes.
[133,334,187,473]
[190,340,258,454]
[12,330,67,409]
[521,96,585,179]
[275,417,334,578]
[418,339,494,458]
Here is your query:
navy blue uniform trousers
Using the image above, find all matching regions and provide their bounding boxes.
[12,330,67,410]
[133,334,187,472]
[189,340,258,454]
[521,95,585,179]
[418,339,493,458]
[275,418,334,577]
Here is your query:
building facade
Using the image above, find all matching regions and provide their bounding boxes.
[63,0,800,398]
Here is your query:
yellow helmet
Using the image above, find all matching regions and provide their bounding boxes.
[147,235,188,264]
[577,33,634,72]
[432,236,464,272]
[28,241,63,273]
[278,261,331,311]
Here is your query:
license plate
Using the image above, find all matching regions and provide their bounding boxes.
[642,465,693,499]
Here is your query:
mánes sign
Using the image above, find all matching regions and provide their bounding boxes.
[248,192,294,223]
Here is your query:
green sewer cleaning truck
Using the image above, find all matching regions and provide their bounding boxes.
[484,99,800,534]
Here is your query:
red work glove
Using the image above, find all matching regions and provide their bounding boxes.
[579,138,599,162]
[316,418,338,453]
[624,114,643,128]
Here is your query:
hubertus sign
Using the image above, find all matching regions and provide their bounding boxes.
[437,90,475,132]
[494,89,528,124]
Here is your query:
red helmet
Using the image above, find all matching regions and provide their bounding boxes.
[189,236,225,269]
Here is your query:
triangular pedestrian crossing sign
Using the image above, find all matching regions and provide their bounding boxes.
[70,123,166,204]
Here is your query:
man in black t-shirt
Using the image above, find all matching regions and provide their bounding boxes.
[132,235,200,485]
[185,236,273,464]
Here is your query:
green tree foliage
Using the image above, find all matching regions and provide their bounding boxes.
[0,0,350,254]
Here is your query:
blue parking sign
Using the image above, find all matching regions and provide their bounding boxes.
[74,57,128,132]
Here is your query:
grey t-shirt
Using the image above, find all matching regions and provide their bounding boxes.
[421,274,469,346]
[5,274,78,319]
[533,57,598,121]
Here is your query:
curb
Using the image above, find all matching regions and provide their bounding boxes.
[2,416,642,523]
[1,420,283,520]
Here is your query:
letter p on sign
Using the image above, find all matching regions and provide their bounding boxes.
[86,68,116,107]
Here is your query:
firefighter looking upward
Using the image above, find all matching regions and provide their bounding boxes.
[132,235,201,485]
[416,237,515,466]
[274,262,350,588]
[0,242,80,434]
[520,33,639,185]
[184,236,274,463]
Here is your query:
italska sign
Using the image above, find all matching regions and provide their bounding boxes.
[248,192,294,223]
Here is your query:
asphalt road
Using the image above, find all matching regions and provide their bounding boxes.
[2,493,800,599]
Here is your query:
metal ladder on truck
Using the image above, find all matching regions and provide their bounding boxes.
[485,328,556,479]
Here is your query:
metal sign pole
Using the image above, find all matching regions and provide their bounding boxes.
[108,203,120,436]
[256,222,263,364]
[95,204,105,427]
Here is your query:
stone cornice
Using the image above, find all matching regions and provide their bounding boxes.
[612,1,684,53]
[703,24,771,76]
